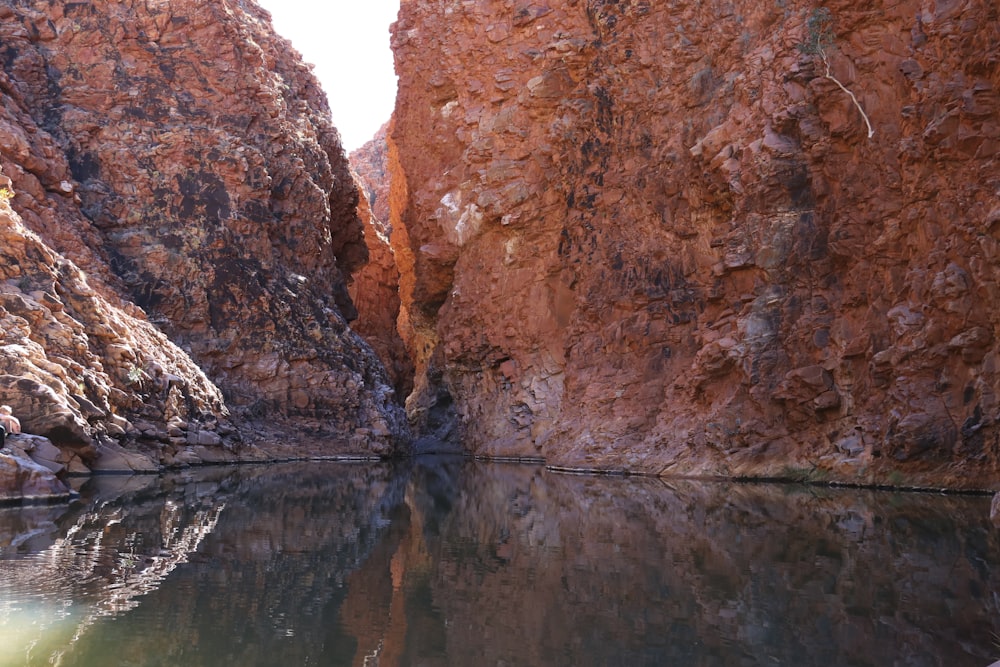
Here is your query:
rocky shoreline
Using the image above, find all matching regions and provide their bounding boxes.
[0,0,408,503]
[6,431,999,507]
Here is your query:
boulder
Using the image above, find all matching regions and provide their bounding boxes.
[0,452,72,503]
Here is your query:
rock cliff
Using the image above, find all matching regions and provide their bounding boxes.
[352,123,393,225]
[0,0,408,478]
[390,0,1000,487]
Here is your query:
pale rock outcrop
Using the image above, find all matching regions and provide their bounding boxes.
[0,172,236,472]
[0,451,72,503]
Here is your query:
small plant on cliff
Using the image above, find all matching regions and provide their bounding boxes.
[797,7,875,139]
[127,364,144,386]
[0,187,13,202]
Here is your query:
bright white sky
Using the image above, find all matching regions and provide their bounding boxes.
[255,0,400,152]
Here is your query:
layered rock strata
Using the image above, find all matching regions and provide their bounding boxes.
[391,0,1000,486]
[0,0,408,474]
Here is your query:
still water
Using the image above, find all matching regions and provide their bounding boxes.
[0,459,997,666]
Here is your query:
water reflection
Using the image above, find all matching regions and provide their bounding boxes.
[0,459,997,666]
[0,496,223,665]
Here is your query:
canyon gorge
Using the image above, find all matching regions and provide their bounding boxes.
[0,0,999,499]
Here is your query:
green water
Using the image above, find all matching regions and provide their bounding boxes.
[0,459,997,666]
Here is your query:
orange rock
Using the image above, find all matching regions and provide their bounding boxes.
[350,128,415,401]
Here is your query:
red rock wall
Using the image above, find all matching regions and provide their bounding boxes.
[391,0,1000,486]
[0,0,409,463]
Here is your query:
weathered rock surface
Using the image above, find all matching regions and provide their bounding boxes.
[0,0,409,482]
[0,183,235,468]
[391,0,1000,487]
[350,128,414,401]
[0,451,72,503]
[352,123,393,225]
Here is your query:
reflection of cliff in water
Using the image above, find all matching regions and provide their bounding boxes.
[382,461,1000,667]
[0,463,409,666]
[1,460,997,666]
[0,493,223,665]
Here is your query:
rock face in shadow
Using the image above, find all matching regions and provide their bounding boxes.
[390,0,1000,486]
[0,178,237,471]
[0,0,409,470]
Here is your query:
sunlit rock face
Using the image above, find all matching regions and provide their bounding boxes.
[350,127,415,402]
[352,123,393,227]
[0,0,409,464]
[390,0,1000,486]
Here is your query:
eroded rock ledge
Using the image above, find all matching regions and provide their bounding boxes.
[390,0,1000,488]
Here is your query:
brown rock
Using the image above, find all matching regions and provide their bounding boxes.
[18,434,66,474]
[0,197,228,465]
[351,123,393,226]
[348,132,415,400]
[90,440,159,474]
